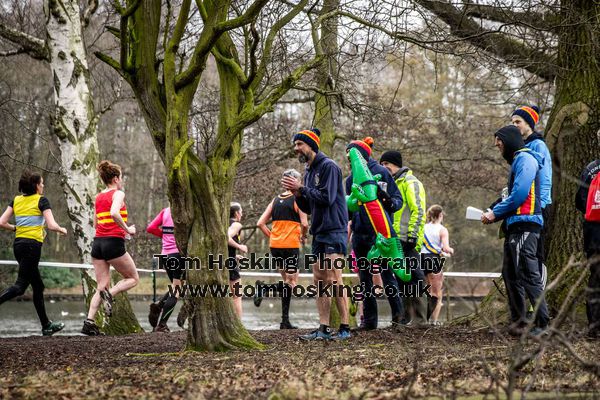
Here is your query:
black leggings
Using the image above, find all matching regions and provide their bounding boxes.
[0,240,49,327]
[157,253,184,325]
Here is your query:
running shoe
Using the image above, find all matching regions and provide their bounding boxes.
[81,319,103,336]
[42,321,65,336]
[100,289,113,317]
[332,329,352,340]
[177,303,188,328]
[351,324,376,332]
[253,280,264,307]
[148,302,162,328]
[507,323,527,337]
[299,329,332,341]
[529,326,549,338]
[153,323,170,333]
[280,320,298,329]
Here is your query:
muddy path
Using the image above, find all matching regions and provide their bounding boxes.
[1,328,598,399]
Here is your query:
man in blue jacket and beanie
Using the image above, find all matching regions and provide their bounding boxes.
[345,137,405,331]
[482,125,550,336]
[512,105,552,286]
[283,128,351,340]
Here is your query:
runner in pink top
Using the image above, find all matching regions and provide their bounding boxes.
[147,207,179,254]
[147,207,185,332]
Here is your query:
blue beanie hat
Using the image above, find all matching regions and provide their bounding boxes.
[292,128,321,153]
[512,105,540,131]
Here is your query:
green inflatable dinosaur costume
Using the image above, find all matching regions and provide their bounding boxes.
[346,148,411,282]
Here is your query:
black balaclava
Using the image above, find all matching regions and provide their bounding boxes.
[494,125,525,164]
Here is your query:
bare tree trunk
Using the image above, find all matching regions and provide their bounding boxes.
[310,0,356,328]
[45,0,141,334]
[185,55,262,350]
[543,0,600,312]
[313,0,340,155]
[46,0,98,262]
[96,0,324,349]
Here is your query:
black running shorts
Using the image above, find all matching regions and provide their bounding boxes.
[422,253,443,275]
[91,237,126,261]
[270,248,300,273]
[160,253,186,281]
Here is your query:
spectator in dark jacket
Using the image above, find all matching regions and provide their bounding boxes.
[282,128,351,340]
[345,137,404,330]
[575,159,600,338]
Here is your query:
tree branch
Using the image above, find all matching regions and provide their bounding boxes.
[236,55,324,132]
[463,1,559,31]
[83,0,99,27]
[413,0,557,81]
[166,0,192,56]
[249,0,309,92]
[278,95,315,104]
[94,51,122,73]
[293,84,340,96]
[0,48,26,57]
[176,0,270,90]
[122,0,142,18]
[243,23,259,89]
[119,0,141,72]
[211,46,248,85]
[0,22,48,61]
[215,0,270,32]
[105,26,121,38]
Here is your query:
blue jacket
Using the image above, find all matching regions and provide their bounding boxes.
[345,158,403,237]
[296,152,348,236]
[525,132,552,208]
[493,148,544,228]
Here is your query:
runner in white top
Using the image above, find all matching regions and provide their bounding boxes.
[421,205,454,325]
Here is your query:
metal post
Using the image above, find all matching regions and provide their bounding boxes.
[446,276,451,322]
[152,257,157,303]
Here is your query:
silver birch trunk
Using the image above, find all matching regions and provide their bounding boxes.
[45,0,98,263]
[44,0,142,334]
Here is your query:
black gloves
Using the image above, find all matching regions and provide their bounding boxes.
[377,187,394,212]
[404,236,417,253]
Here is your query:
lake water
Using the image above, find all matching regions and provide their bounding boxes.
[0,297,481,337]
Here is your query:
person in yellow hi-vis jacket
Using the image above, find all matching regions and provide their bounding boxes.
[380,150,428,327]
[0,170,68,336]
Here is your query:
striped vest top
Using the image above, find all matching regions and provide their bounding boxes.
[421,222,443,255]
[12,194,48,243]
[95,190,128,238]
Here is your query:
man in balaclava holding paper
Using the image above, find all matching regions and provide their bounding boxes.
[482,125,549,337]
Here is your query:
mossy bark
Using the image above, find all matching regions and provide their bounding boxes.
[98,0,322,349]
[81,270,144,334]
[313,0,340,156]
[543,0,600,313]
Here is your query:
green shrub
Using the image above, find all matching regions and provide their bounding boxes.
[40,267,80,288]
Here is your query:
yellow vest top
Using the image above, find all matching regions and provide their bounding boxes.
[12,194,48,243]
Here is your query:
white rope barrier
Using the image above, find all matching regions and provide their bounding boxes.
[0,260,501,279]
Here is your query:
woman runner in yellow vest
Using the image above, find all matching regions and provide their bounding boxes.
[0,170,68,336]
